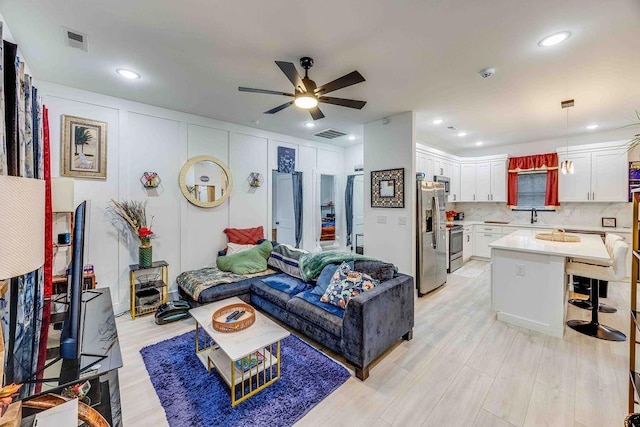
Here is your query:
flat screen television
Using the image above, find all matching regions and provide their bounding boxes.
[60,200,86,360]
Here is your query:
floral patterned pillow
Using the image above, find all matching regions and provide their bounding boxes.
[320,262,379,309]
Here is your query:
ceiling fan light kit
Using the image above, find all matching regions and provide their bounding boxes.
[239,57,366,120]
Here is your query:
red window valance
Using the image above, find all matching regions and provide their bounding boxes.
[507,153,560,208]
[508,153,558,172]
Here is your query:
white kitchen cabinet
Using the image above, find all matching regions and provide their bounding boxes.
[463,225,473,261]
[490,160,507,202]
[475,230,502,258]
[460,160,506,202]
[558,152,591,202]
[416,153,426,175]
[476,162,491,201]
[591,150,628,202]
[425,155,434,180]
[460,164,476,201]
[558,148,627,202]
[449,162,461,202]
[434,157,446,177]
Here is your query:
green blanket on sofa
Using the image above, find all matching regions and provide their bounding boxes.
[298,251,378,282]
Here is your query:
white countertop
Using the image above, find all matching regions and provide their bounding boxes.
[489,229,610,262]
[451,220,631,233]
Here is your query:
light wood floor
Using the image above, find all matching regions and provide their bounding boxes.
[116,260,630,427]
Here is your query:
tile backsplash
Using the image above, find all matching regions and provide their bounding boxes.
[452,202,632,229]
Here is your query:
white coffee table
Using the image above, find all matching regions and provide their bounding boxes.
[189,297,290,406]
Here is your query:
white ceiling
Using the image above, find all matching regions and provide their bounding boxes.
[1,0,639,152]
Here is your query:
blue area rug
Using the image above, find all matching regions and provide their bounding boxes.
[140,330,350,427]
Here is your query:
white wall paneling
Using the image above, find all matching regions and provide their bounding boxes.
[39,81,345,313]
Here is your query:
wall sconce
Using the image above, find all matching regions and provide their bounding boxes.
[248,172,263,188]
[140,172,161,188]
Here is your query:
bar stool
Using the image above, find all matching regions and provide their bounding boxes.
[565,239,628,341]
[568,234,622,313]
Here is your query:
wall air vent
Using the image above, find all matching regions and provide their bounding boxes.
[63,28,88,52]
[313,129,348,139]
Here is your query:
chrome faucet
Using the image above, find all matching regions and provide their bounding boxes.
[531,207,538,224]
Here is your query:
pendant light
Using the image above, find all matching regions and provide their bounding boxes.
[560,99,575,175]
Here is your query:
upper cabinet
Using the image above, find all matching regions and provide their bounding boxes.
[449,162,461,202]
[459,159,507,202]
[558,146,627,202]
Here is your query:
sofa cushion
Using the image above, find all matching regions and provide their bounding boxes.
[353,260,395,282]
[287,291,344,337]
[311,261,354,296]
[267,245,307,279]
[224,226,264,244]
[251,274,313,309]
[216,240,272,274]
[321,262,379,309]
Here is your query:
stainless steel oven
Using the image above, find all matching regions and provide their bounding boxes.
[448,225,463,273]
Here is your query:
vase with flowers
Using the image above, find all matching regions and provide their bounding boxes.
[109,199,155,268]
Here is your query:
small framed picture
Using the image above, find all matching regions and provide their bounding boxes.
[61,115,108,180]
[371,168,404,208]
[601,217,616,228]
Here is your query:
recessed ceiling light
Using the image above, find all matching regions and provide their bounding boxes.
[538,31,571,47]
[475,141,483,146]
[432,118,443,125]
[348,135,356,141]
[116,68,141,79]
[457,132,467,137]
[586,124,599,130]
[304,122,316,128]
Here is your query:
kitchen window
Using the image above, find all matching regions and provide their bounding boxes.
[516,172,547,209]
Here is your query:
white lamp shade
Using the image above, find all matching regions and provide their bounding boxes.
[0,176,45,279]
[51,177,75,212]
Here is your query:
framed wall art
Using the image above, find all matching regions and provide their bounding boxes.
[61,115,108,179]
[277,146,296,173]
[601,217,617,228]
[371,168,404,208]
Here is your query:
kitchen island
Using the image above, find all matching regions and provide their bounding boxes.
[489,229,609,338]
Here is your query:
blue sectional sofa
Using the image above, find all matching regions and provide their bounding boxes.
[179,264,414,380]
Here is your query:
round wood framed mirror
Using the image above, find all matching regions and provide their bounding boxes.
[179,155,233,208]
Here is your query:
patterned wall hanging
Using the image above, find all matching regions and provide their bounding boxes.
[371,168,405,208]
[277,146,295,173]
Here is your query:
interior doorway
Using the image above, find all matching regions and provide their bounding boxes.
[272,171,296,246]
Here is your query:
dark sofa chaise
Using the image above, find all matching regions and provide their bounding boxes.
[179,267,414,380]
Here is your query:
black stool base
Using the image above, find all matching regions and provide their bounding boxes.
[566,320,626,341]
[568,298,617,313]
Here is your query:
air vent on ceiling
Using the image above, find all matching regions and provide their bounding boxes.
[447,126,458,131]
[313,128,348,139]
[63,27,88,52]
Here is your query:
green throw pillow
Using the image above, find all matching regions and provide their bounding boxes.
[216,240,273,274]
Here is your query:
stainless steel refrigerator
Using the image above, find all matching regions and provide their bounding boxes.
[416,181,447,296]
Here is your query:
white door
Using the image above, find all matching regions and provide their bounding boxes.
[274,172,296,246]
[460,163,477,202]
[353,175,364,236]
[476,162,491,202]
[558,153,591,202]
[591,149,628,202]
[490,160,507,202]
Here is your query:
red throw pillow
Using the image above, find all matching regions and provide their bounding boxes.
[224,226,264,245]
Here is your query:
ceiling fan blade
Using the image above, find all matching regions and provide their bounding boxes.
[318,96,366,110]
[309,107,325,120]
[275,61,306,93]
[315,71,365,95]
[239,87,294,97]
[264,101,294,114]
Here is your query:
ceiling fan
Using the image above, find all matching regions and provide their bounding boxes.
[239,57,366,120]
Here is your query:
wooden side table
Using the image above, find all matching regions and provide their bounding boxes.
[129,260,169,319]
